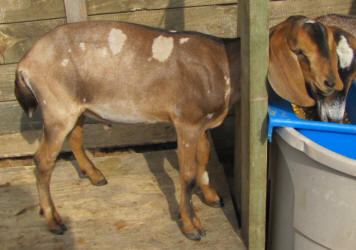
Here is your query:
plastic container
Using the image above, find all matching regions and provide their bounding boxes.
[268,82,356,250]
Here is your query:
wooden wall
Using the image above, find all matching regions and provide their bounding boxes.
[0,0,355,157]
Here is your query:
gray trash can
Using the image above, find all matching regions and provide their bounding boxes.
[268,127,356,250]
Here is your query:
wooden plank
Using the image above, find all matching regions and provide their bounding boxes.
[0,101,42,135]
[0,0,65,24]
[238,0,269,248]
[269,0,356,27]
[87,0,236,15]
[0,19,66,64]
[0,149,246,249]
[0,63,16,102]
[89,5,238,38]
[0,122,177,158]
[64,0,88,23]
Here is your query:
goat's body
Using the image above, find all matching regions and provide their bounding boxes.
[18,21,231,129]
[317,14,356,37]
[15,21,239,240]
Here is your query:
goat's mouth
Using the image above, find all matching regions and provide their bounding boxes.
[306,82,346,122]
[315,93,346,123]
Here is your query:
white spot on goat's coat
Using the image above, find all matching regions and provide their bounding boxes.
[152,35,174,62]
[179,37,190,44]
[79,42,86,51]
[337,35,354,69]
[108,28,127,55]
[201,171,210,185]
[61,58,69,67]
[224,75,231,100]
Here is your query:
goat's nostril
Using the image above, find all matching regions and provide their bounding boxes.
[324,80,336,88]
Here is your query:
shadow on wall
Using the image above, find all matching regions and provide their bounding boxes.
[164,0,185,31]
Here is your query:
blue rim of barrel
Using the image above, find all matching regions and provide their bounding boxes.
[268,81,356,160]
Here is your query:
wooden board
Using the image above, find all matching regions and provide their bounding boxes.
[64,0,88,23]
[238,0,269,248]
[0,122,177,158]
[0,149,246,249]
[0,0,65,24]
[0,64,16,102]
[89,4,238,37]
[0,19,66,64]
[86,0,236,15]
[269,0,356,27]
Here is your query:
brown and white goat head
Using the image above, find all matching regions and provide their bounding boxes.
[268,15,356,122]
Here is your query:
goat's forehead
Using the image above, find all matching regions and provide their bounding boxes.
[301,22,331,59]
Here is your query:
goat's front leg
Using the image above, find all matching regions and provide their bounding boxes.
[197,132,224,207]
[68,115,107,186]
[176,126,205,241]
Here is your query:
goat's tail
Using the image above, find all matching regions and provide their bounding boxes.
[14,69,38,118]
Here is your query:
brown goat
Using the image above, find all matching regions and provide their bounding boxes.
[14,16,353,240]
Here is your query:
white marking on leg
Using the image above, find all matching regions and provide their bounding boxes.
[152,35,174,62]
[108,28,127,55]
[79,42,86,51]
[179,37,190,44]
[201,171,210,185]
[61,58,69,67]
[337,35,354,69]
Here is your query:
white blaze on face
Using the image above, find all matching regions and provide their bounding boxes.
[305,19,316,24]
[152,35,174,62]
[337,35,354,69]
[201,171,210,185]
[108,28,127,55]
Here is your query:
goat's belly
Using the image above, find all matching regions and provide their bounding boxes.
[85,103,167,124]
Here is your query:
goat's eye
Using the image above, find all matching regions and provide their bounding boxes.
[295,50,305,56]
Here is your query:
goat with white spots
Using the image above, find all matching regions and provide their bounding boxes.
[14,16,356,240]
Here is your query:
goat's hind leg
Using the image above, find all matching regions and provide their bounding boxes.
[35,118,78,234]
[68,115,107,186]
[197,132,224,208]
[176,125,205,241]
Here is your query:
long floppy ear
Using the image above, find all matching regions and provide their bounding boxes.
[268,18,315,107]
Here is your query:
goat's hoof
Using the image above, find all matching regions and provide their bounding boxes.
[94,178,108,186]
[208,196,224,208]
[185,231,201,241]
[39,209,44,216]
[50,224,67,235]
[79,170,88,179]
[198,229,206,237]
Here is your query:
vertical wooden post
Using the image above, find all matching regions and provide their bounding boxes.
[64,0,88,23]
[237,0,269,249]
